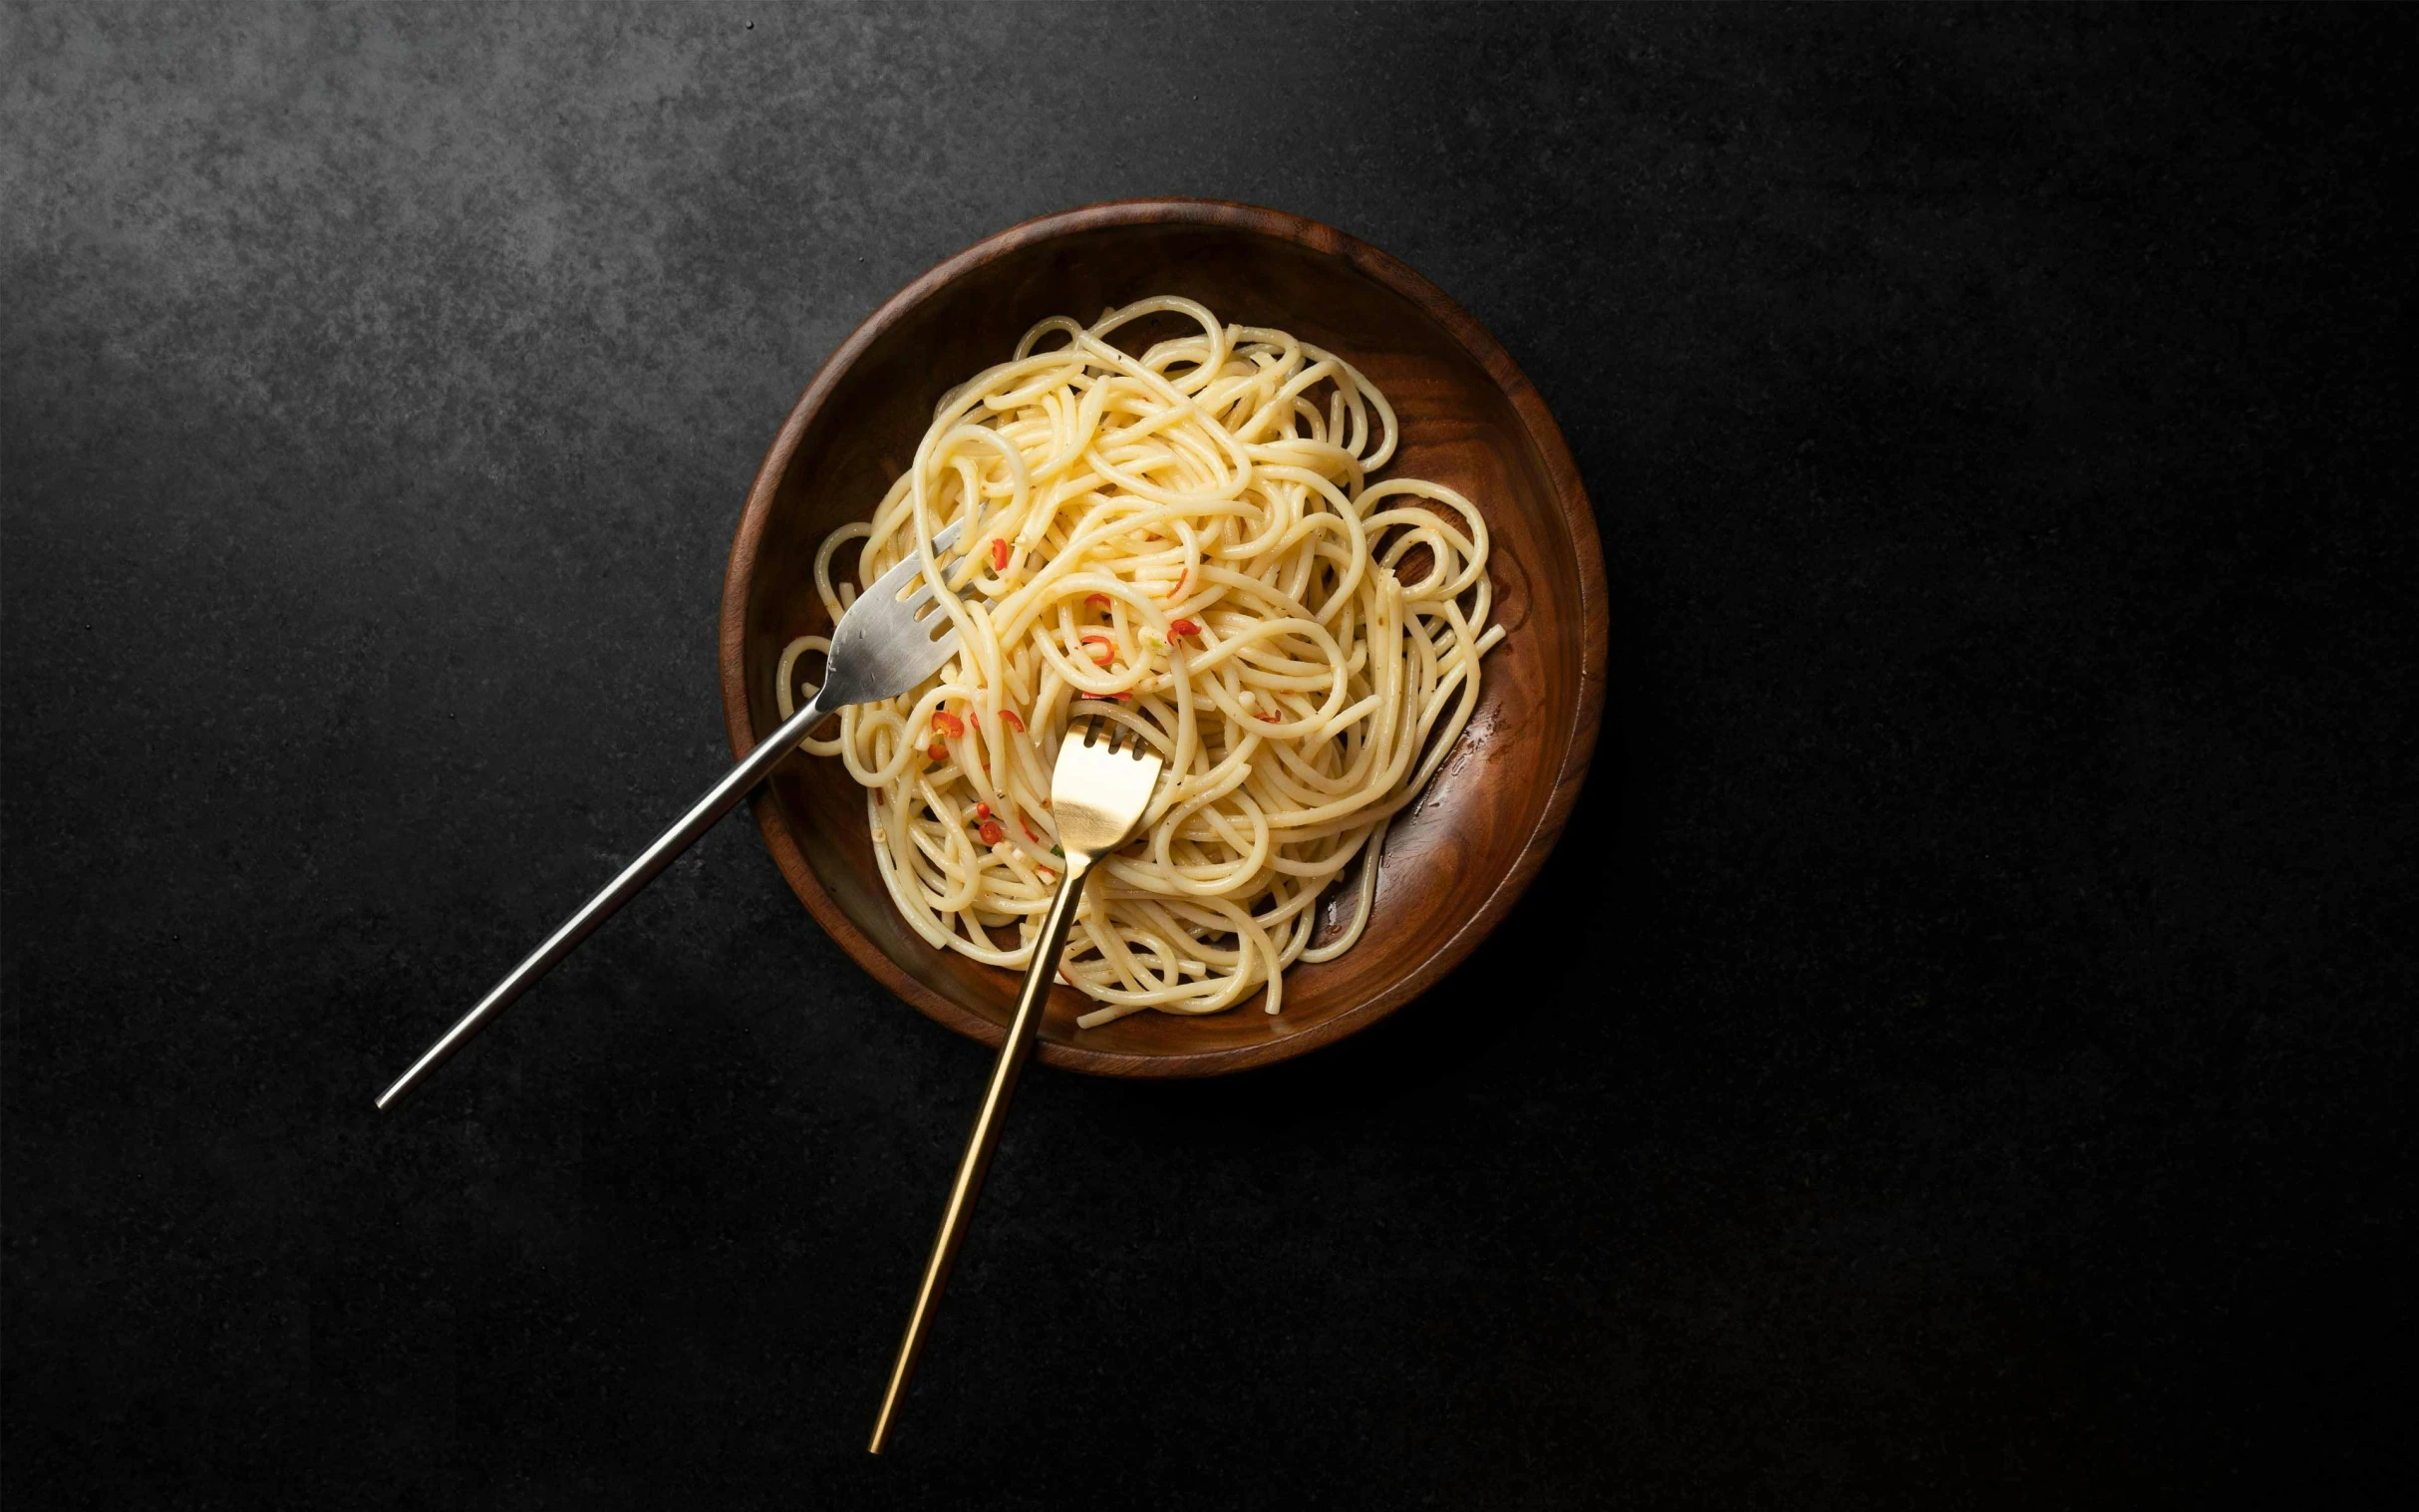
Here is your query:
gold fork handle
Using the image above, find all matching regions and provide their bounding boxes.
[869,850,1095,1454]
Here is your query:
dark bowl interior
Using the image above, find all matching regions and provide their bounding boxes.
[721,200,1605,1075]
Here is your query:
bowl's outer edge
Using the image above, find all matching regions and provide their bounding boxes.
[719,197,1610,1077]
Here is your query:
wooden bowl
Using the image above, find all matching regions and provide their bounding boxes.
[719,199,1606,1076]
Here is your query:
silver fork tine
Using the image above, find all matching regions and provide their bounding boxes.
[866,524,962,597]
[375,515,969,1109]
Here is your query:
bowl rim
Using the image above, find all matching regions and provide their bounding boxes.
[719,197,1608,1076]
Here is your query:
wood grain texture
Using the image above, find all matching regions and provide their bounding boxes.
[719,199,1607,1075]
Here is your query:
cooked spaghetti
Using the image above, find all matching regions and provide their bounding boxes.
[777,297,1502,1027]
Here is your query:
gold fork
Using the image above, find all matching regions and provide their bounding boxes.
[869,712,1164,1453]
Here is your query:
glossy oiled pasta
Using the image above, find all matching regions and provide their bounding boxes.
[778,297,1501,1027]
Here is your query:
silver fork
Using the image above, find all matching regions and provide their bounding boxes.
[375,521,966,1110]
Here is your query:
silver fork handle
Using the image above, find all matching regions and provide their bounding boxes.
[374,692,829,1110]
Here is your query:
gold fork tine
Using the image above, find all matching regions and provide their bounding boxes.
[869,714,1163,1453]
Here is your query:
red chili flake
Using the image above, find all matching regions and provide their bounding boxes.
[1169,618,1201,638]
[978,819,1005,845]
[1079,692,1132,703]
[989,537,1010,572]
[928,741,949,761]
[1254,712,1281,723]
[1085,593,1112,611]
[973,802,991,820]
[1079,632,1115,666]
[931,710,965,739]
[998,710,1027,733]
[1019,815,1040,842]
[1168,570,1187,599]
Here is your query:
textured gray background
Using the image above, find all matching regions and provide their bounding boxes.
[4,4,2413,1508]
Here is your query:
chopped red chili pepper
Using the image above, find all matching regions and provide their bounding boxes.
[1079,632,1114,666]
[931,710,965,739]
[928,741,950,760]
[1168,570,1186,600]
[998,710,1027,733]
[973,802,991,820]
[978,819,1005,846]
[1079,692,1132,703]
[1019,815,1040,842]
[1169,618,1201,638]
[1085,593,1112,611]
[1254,712,1281,723]
[989,537,1009,572]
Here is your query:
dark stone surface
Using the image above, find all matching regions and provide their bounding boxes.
[4,4,2411,1506]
